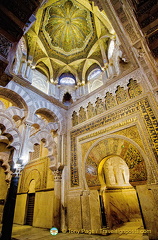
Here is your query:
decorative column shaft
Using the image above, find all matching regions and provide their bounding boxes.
[18,59,26,76]
[25,62,31,80]
[52,169,63,230]
[20,121,32,163]
[0,166,22,240]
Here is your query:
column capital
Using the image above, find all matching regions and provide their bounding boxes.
[12,164,23,178]
[53,169,63,181]
[50,164,64,182]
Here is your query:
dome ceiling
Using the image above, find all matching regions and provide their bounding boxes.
[44,0,95,54]
[26,0,115,83]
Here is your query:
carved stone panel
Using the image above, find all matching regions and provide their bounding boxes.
[19,157,48,193]
[105,92,117,110]
[70,97,157,187]
[78,107,86,123]
[95,97,105,115]
[116,86,129,104]
[72,111,78,126]
[87,102,95,119]
[128,78,142,98]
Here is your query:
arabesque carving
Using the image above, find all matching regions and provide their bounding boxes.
[95,97,105,115]
[71,96,157,187]
[128,78,142,98]
[79,107,86,123]
[105,92,117,110]
[116,86,128,104]
[0,152,12,183]
[85,138,147,188]
[72,79,142,126]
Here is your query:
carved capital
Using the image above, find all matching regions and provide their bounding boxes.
[12,165,23,178]
[53,169,63,181]
[50,164,64,181]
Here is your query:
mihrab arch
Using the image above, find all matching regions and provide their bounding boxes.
[84,136,148,189]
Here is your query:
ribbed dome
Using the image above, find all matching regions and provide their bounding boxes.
[45,0,92,53]
[26,0,115,82]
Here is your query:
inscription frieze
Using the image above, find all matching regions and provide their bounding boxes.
[79,117,137,142]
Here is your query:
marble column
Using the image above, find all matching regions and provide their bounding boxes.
[52,169,63,230]
[25,62,32,82]
[104,64,110,79]
[20,121,32,164]
[0,166,22,240]
[18,59,27,77]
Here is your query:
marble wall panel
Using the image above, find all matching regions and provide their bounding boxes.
[81,191,91,230]
[33,191,54,228]
[136,185,158,240]
[67,193,82,231]
[89,190,102,233]
[102,188,141,229]
[14,194,27,225]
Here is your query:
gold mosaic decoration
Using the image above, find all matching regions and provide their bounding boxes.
[44,0,93,54]
[70,96,158,186]
[26,0,114,81]
[85,138,147,187]
[115,125,144,149]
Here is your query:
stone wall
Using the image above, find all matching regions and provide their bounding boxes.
[136,185,158,240]
[66,68,158,238]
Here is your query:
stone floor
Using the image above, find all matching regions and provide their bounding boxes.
[0,221,150,240]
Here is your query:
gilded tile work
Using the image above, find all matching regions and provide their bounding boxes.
[81,125,143,164]
[70,135,79,186]
[139,98,158,158]
[86,156,100,186]
[81,139,96,161]
[70,96,158,186]
[124,145,147,182]
[115,125,144,149]
[79,118,137,142]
